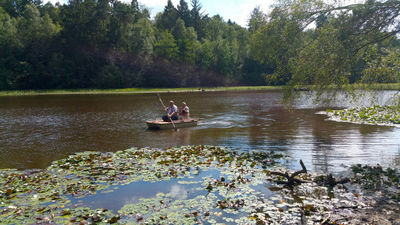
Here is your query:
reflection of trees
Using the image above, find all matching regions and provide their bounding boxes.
[308,110,397,173]
[308,110,336,173]
[358,125,400,169]
[357,124,392,136]
[166,128,192,146]
[247,103,266,148]
[249,107,301,152]
[395,155,400,167]
[143,127,192,149]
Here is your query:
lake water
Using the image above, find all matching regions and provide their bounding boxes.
[1,90,399,173]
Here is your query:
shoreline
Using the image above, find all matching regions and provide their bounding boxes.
[1,83,400,96]
[0,86,283,96]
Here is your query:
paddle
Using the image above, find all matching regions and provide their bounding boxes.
[157,93,178,131]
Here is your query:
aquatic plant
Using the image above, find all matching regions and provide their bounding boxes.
[325,105,400,126]
[350,164,400,201]
[0,145,397,224]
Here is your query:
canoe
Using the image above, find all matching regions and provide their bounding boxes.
[146,119,198,130]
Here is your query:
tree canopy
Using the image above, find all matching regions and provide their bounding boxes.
[0,0,399,90]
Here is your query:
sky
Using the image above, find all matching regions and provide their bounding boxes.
[140,0,275,27]
[46,0,365,27]
[46,0,275,27]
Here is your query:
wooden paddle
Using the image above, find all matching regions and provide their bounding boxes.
[157,93,178,131]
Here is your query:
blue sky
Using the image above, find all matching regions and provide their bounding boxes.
[141,0,274,27]
[46,0,275,27]
[46,0,365,27]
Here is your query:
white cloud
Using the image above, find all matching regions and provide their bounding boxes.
[139,0,179,8]
[138,0,180,16]
[224,0,274,27]
[45,0,66,4]
[200,0,274,27]
[168,185,187,200]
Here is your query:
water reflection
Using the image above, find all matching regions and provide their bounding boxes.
[0,91,399,173]
[80,169,216,212]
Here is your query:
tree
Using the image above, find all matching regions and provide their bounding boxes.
[60,0,97,46]
[250,7,304,85]
[266,0,400,103]
[0,7,19,50]
[172,18,198,63]
[92,0,111,46]
[130,17,155,63]
[248,6,266,34]
[154,30,179,60]
[0,0,42,17]
[156,0,177,31]
[0,7,20,89]
[108,0,135,48]
[361,48,400,84]
[190,0,205,39]
[177,0,190,27]
[289,25,351,88]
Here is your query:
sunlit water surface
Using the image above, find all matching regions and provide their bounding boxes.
[0,91,399,173]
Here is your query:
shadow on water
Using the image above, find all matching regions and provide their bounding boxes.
[0,90,399,173]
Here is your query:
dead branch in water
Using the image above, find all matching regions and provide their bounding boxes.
[325,174,350,187]
[315,174,350,188]
[271,160,309,187]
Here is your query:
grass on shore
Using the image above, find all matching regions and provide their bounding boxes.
[0,86,283,96]
[0,83,399,96]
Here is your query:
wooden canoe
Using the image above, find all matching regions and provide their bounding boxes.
[146,119,198,130]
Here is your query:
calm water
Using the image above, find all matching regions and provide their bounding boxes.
[1,91,399,173]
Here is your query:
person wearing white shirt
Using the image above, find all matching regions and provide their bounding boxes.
[179,102,190,120]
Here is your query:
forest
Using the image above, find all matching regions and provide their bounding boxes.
[0,0,399,90]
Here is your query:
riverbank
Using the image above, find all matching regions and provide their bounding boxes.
[0,86,283,96]
[1,83,399,96]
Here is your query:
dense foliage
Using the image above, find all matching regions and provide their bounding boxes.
[0,0,399,90]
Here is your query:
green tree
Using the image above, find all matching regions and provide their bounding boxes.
[156,0,177,31]
[248,6,266,34]
[250,7,304,85]
[289,25,351,87]
[177,0,190,27]
[0,7,19,50]
[204,15,224,41]
[196,39,214,68]
[108,1,135,49]
[190,0,205,39]
[361,48,400,84]
[172,18,198,64]
[130,17,155,63]
[0,0,42,17]
[154,30,179,60]
[92,0,111,46]
[60,0,97,46]
[0,7,20,89]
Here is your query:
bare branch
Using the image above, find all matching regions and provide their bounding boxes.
[271,160,309,187]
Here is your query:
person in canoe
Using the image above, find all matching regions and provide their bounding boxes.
[162,100,179,122]
[179,102,190,120]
